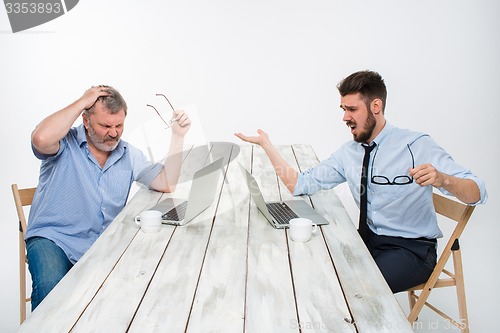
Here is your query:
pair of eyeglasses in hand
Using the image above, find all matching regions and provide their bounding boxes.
[146,94,176,129]
[371,144,415,185]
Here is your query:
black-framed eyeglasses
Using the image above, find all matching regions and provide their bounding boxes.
[146,94,176,129]
[371,144,414,185]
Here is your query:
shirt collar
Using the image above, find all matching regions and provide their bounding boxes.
[369,121,393,147]
[76,123,88,145]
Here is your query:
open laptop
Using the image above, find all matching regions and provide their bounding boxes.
[239,163,330,229]
[149,158,223,226]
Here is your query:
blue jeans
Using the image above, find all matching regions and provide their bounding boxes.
[26,237,73,311]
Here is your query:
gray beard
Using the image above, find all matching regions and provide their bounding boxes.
[87,123,120,152]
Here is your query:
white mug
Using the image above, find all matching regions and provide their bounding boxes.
[289,218,317,242]
[135,210,162,233]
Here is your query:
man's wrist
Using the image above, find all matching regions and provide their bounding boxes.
[260,139,273,151]
[72,98,90,114]
[441,173,451,188]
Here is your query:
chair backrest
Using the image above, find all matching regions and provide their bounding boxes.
[433,193,475,260]
[407,193,476,332]
[12,184,36,324]
[433,192,475,226]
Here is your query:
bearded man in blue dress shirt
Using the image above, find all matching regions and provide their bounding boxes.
[235,70,487,293]
[26,85,191,310]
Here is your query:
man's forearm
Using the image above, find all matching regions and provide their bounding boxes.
[32,87,109,155]
[260,140,298,193]
[31,99,87,155]
[150,134,185,193]
[441,175,480,204]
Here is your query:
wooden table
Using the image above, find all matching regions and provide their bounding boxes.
[18,143,413,332]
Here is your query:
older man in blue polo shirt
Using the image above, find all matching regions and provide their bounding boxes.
[26,85,191,310]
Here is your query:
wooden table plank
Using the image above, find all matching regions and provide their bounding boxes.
[127,143,232,333]
[70,145,204,332]
[70,225,176,333]
[18,143,413,333]
[277,145,356,332]
[291,144,413,332]
[72,147,208,332]
[244,145,298,332]
[18,144,195,333]
[185,145,251,333]
[17,187,164,333]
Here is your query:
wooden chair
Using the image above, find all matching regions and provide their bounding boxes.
[407,193,475,333]
[12,184,37,324]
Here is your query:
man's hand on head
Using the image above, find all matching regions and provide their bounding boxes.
[80,86,112,111]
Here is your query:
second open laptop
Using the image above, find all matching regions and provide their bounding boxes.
[150,158,223,226]
[239,163,330,229]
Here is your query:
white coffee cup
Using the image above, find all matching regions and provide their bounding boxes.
[135,210,162,233]
[289,218,317,242]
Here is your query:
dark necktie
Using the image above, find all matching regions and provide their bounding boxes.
[359,143,376,244]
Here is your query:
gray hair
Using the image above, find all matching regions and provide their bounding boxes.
[84,85,128,116]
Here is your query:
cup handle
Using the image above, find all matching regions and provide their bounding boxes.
[312,223,318,233]
[134,216,141,227]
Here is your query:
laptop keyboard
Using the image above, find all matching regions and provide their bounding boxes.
[162,201,188,221]
[266,202,298,225]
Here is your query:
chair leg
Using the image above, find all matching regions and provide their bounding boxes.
[407,290,418,322]
[453,249,469,333]
[19,234,26,324]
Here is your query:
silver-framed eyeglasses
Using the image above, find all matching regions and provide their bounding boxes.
[146,94,176,129]
[371,144,415,185]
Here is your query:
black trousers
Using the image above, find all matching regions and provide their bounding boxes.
[362,228,437,293]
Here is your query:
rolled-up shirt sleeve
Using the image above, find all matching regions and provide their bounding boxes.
[411,135,488,205]
[136,163,164,188]
[293,152,347,196]
[127,144,163,188]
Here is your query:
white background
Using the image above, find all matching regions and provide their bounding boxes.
[1,0,498,332]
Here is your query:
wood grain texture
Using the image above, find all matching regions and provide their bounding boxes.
[292,144,413,332]
[17,187,163,333]
[18,145,194,333]
[277,145,356,332]
[18,144,413,333]
[185,145,251,333]
[127,143,232,333]
[244,145,298,332]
